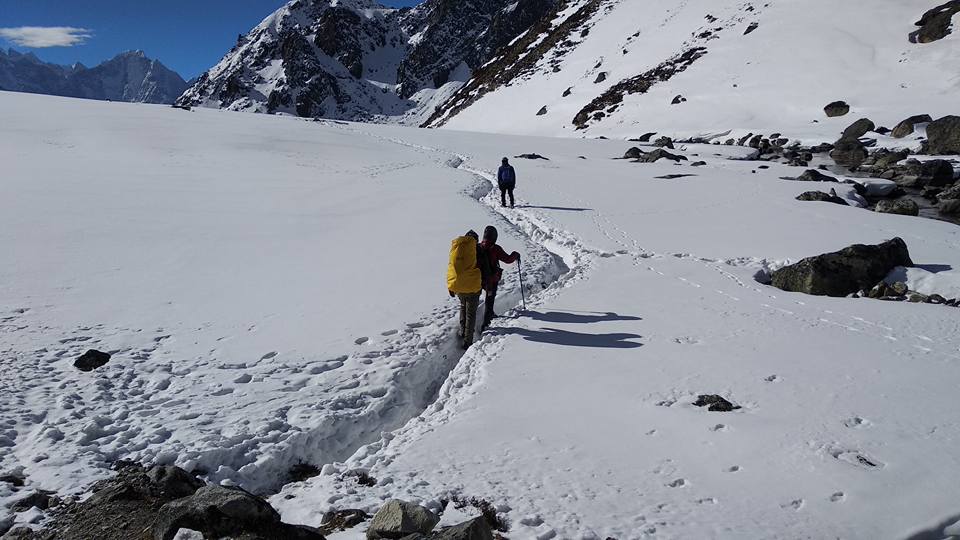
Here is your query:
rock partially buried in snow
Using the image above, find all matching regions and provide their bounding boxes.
[366,499,440,539]
[623,147,643,159]
[891,114,933,138]
[926,115,960,155]
[795,191,848,205]
[771,238,913,297]
[824,100,850,117]
[875,199,920,216]
[152,485,324,540]
[402,517,495,540]
[693,395,741,412]
[73,349,111,371]
[830,137,868,169]
[634,148,687,163]
[514,153,549,160]
[793,169,838,183]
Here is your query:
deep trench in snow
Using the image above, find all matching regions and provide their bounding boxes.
[258,127,584,496]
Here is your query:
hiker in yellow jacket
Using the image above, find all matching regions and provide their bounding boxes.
[447,230,489,349]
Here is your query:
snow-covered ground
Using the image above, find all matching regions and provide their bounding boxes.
[2,91,960,539]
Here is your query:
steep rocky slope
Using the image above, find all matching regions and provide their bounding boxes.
[176,0,557,121]
[426,0,960,140]
[0,49,188,104]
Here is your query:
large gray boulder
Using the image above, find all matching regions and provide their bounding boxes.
[938,184,960,215]
[891,114,933,138]
[830,137,868,169]
[771,238,913,297]
[920,159,956,187]
[367,500,439,540]
[876,199,920,216]
[824,101,850,117]
[927,116,960,155]
[152,485,324,540]
[842,118,875,139]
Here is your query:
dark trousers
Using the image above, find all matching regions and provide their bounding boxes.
[457,292,480,346]
[500,187,515,207]
[482,285,498,329]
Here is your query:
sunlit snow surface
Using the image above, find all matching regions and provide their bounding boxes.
[1,92,960,539]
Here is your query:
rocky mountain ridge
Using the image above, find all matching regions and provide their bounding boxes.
[0,49,188,104]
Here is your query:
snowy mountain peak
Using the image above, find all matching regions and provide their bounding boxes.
[177,0,557,121]
[0,49,188,104]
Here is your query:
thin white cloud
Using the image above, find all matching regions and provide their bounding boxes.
[0,26,92,48]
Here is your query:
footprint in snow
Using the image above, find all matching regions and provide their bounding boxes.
[843,416,870,429]
[830,492,846,502]
[764,374,780,383]
[355,337,369,345]
[667,478,686,488]
[381,329,398,336]
[781,499,804,511]
[711,424,727,432]
[726,465,741,473]
[261,351,278,360]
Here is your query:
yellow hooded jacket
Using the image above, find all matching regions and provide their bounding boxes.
[447,235,482,294]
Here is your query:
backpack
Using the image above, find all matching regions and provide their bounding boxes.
[447,235,483,294]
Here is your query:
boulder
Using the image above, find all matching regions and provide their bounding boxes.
[653,136,674,149]
[636,149,687,163]
[842,118,875,139]
[794,169,838,183]
[909,0,960,43]
[796,191,848,205]
[535,106,547,116]
[927,115,960,154]
[891,114,933,138]
[872,148,911,169]
[319,509,370,535]
[367,500,439,540]
[693,395,740,412]
[939,198,960,215]
[920,159,956,187]
[74,350,111,372]
[146,466,205,500]
[875,199,920,216]
[623,147,643,159]
[830,137,868,169]
[152,485,324,540]
[824,101,850,117]
[427,518,495,540]
[861,179,898,197]
[771,238,914,297]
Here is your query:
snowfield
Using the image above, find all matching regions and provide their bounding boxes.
[2,91,960,539]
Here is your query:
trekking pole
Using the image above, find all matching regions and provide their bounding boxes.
[518,258,527,311]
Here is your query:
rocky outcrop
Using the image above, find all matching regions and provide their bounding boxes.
[926,115,960,155]
[876,199,920,216]
[938,183,960,215]
[573,47,708,129]
[404,517,495,540]
[771,238,914,297]
[891,114,933,138]
[909,0,960,43]
[366,499,440,539]
[634,148,687,163]
[179,0,557,119]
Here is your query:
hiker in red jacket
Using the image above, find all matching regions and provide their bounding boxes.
[480,225,520,331]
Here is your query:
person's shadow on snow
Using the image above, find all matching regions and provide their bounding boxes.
[524,310,642,324]
[494,327,643,349]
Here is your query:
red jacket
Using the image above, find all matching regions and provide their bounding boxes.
[480,240,519,289]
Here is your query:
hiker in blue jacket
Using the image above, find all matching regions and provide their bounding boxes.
[497,157,516,208]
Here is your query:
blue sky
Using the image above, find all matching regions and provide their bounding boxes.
[0,0,421,79]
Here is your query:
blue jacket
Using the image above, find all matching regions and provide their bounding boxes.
[497,165,516,188]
